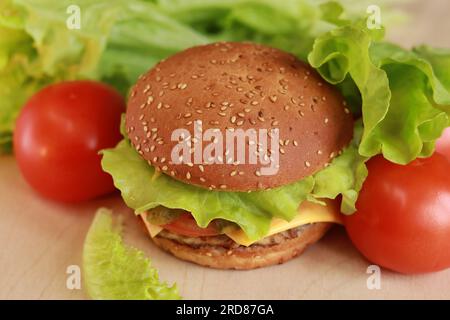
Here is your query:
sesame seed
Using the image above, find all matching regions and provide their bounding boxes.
[230,170,237,177]
[269,95,278,103]
[219,184,227,189]
[324,118,329,124]
[280,148,285,154]
[186,172,191,179]
[244,108,251,113]
[156,102,162,109]
[238,171,244,176]
[162,166,168,171]
[305,161,311,167]
[330,152,335,159]
[284,105,290,111]
[271,120,279,126]
[344,108,350,114]
[139,103,146,109]
[322,96,327,101]
[227,250,233,255]
[170,171,176,176]
[298,110,305,117]
[317,150,323,155]
[255,170,261,177]
[236,119,244,126]
[250,101,259,106]
[147,96,154,104]
[199,165,204,172]
[139,114,145,120]
[230,116,237,123]
[293,140,298,147]
[184,113,192,118]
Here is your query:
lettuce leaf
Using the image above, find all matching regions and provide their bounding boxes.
[83,208,181,300]
[101,122,367,241]
[308,24,450,164]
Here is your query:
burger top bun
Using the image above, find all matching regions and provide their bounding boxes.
[126,42,353,192]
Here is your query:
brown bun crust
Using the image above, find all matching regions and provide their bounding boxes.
[151,223,331,270]
[126,42,353,191]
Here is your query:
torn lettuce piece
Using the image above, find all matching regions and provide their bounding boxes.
[101,122,367,241]
[308,24,450,165]
[83,208,181,300]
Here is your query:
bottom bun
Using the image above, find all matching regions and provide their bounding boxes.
[151,223,332,270]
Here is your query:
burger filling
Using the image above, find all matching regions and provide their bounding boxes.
[102,121,366,245]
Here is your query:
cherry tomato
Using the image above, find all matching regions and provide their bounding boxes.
[436,127,450,161]
[14,80,125,202]
[344,154,450,274]
[163,213,220,237]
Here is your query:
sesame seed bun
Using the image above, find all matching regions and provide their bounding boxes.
[151,223,331,270]
[126,42,353,191]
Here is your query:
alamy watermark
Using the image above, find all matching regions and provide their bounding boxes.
[66,264,81,290]
[170,120,280,176]
[366,264,381,290]
[366,5,382,30]
[66,4,81,30]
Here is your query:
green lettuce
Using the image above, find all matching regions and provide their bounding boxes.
[101,122,367,241]
[83,208,181,300]
[308,24,450,164]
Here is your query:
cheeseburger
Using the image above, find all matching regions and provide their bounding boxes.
[102,42,356,269]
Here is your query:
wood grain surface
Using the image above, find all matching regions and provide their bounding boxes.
[1,0,450,300]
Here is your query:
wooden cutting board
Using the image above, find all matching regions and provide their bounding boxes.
[1,155,450,300]
[1,0,450,300]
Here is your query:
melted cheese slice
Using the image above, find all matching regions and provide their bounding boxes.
[140,199,343,247]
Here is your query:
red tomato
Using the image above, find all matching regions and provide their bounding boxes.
[14,80,125,202]
[436,127,450,161]
[163,213,220,237]
[344,154,450,274]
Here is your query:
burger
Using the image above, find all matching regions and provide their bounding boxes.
[101,41,363,269]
